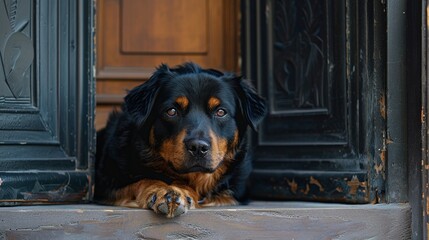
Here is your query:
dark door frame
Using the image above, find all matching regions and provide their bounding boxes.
[242,0,423,238]
[421,0,428,238]
[0,0,95,205]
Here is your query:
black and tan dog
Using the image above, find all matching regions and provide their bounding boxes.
[94,63,266,218]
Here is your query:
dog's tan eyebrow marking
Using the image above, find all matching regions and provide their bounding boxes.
[208,97,221,110]
[175,96,189,110]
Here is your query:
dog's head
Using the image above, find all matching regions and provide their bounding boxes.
[124,63,266,174]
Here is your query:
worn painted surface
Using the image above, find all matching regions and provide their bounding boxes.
[0,0,95,205]
[422,3,429,239]
[242,0,387,204]
[250,171,368,203]
[0,203,411,240]
[0,172,91,205]
[367,0,387,204]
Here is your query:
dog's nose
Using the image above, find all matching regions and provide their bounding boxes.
[185,139,210,157]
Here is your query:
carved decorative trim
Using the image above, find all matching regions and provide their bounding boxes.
[0,0,34,104]
[0,0,95,204]
[272,0,326,112]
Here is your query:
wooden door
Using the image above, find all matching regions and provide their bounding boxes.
[0,0,95,204]
[96,0,240,129]
[243,0,386,203]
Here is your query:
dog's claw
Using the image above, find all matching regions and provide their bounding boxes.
[147,194,157,209]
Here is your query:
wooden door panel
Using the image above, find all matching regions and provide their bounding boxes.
[97,0,237,79]
[96,0,239,129]
[243,0,386,203]
[261,0,348,146]
[122,0,208,54]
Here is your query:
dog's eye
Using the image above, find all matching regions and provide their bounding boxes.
[215,108,227,117]
[166,108,177,117]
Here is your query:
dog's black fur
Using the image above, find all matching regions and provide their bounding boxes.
[94,63,266,217]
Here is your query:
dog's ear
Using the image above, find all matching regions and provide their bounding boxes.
[124,64,173,126]
[230,76,267,131]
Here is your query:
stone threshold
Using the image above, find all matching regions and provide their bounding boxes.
[0,202,411,240]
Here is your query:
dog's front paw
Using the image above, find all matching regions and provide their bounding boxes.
[146,186,195,218]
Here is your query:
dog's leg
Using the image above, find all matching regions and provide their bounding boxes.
[113,179,199,218]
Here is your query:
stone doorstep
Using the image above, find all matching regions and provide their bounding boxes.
[0,202,411,240]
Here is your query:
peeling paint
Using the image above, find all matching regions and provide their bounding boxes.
[286,179,298,194]
[426,197,429,215]
[376,149,386,180]
[379,94,386,119]
[309,176,325,192]
[374,164,383,175]
[0,178,3,186]
[252,172,369,203]
[379,150,386,163]
[347,176,361,195]
[0,172,90,205]
[301,184,310,195]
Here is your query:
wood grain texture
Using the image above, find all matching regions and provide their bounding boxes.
[96,0,239,79]
[122,0,208,54]
[0,202,411,239]
[95,0,240,129]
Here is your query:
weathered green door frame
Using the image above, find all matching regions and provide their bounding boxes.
[0,0,95,204]
[422,0,429,238]
[243,0,421,238]
[242,0,386,203]
[387,0,408,204]
[403,0,423,239]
